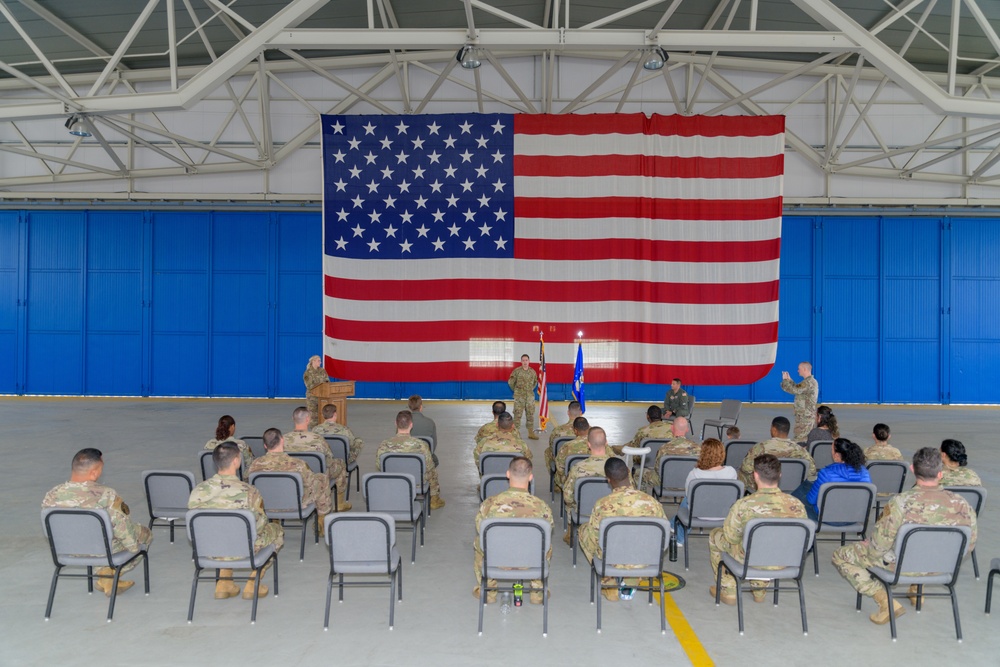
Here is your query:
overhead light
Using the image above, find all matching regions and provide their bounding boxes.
[456,45,481,70]
[64,115,92,137]
[642,47,668,71]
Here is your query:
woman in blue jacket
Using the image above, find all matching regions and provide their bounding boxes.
[805,438,871,520]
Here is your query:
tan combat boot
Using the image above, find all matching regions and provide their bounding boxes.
[601,578,619,602]
[528,432,539,440]
[709,585,737,606]
[870,589,906,624]
[214,568,240,599]
[94,567,134,597]
[562,527,573,547]
[430,496,446,510]
[336,491,352,512]
[906,584,923,607]
[242,565,271,600]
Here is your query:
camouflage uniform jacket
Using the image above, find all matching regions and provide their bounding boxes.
[507,366,537,398]
[42,480,149,554]
[205,436,253,477]
[475,420,499,444]
[474,488,553,551]
[940,466,983,487]
[580,486,666,561]
[626,420,674,450]
[780,375,819,440]
[739,437,817,492]
[303,365,329,392]
[563,454,611,508]
[715,487,807,562]
[663,389,690,417]
[474,431,531,467]
[548,420,575,448]
[864,443,903,462]
[655,437,702,467]
[313,421,363,452]
[376,434,434,470]
[248,452,324,509]
[284,430,337,473]
[855,485,977,570]
[187,474,283,554]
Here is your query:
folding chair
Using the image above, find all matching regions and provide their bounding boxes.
[288,451,339,511]
[777,458,808,493]
[809,440,835,470]
[380,452,430,517]
[811,482,876,575]
[249,471,318,561]
[479,451,519,477]
[41,508,151,622]
[240,436,266,459]
[324,434,360,498]
[674,479,744,570]
[568,477,613,566]
[867,460,908,518]
[701,399,743,439]
[944,486,986,578]
[986,557,1000,614]
[860,524,971,641]
[324,513,402,630]
[724,440,756,471]
[650,456,698,506]
[364,472,425,564]
[142,469,195,543]
[591,517,672,633]
[478,518,552,636]
[559,453,591,518]
[549,436,574,499]
[479,474,535,501]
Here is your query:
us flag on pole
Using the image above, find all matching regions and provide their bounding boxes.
[538,332,549,430]
[321,112,784,385]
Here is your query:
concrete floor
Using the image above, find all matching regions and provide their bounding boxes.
[1,397,996,667]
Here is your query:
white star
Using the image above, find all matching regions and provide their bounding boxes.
[368,239,381,252]
[380,166,394,180]
[331,149,346,163]
[383,194,397,208]
[347,137,361,150]
[336,208,349,221]
[416,224,429,237]
[494,236,507,249]
[459,120,473,134]
[379,136,393,150]
[333,178,347,191]
[368,210,382,224]
[348,166,362,179]
[427,121,441,135]
[477,194,491,208]
[364,151,378,165]
[366,180,379,193]
[412,166,425,179]
[460,179,474,192]
[491,120,505,134]
[330,120,344,134]
[400,210,414,224]
[463,237,476,250]
[396,120,409,134]
[463,209,477,222]
[475,135,489,148]
[432,238,446,251]
[411,136,425,149]
[362,121,377,135]
[445,194,459,207]
[400,239,413,253]
[429,180,443,193]
[448,223,461,236]
[459,150,473,163]
[351,195,364,208]
[431,209,445,222]
[493,179,506,192]
[397,180,411,193]
[494,208,507,221]
[352,224,365,237]
[443,135,457,149]
[396,151,409,164]
[478,222,492,236]
[492,150,505,163]
[414,195,428,209]
[334,237,348,250]
[475,165,488,178]
[443,165,457,178]
[384,224,397,238]
[427,151,441,164]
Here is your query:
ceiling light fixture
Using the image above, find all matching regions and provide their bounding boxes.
[642,47,668,71]
[65,115,92,137]
[456,45,482,70]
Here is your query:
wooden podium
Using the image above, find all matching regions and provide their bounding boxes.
[310,381,355,425]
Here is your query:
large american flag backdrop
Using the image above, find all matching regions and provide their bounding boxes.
[321,112,784,385]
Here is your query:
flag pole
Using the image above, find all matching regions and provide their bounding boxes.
[573,331,586,414]
[537,331,549,432]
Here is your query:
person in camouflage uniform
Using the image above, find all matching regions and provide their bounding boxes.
[42,448,152,597]
[473,457,553,604]
[248,428,339,530]
[545,400,583,471]
[284,406,351,510]
[204,414,253,479]
[553,417,591,492]
[939,439,983,486]
[579,457,667,602]
[832,447,977,625]
[188,442,284,600]
[303,355,330,427]
[663,378,691,419]
[865,423,903,462]
[616,405,674,457]
[313,403,363,465]
[475,401,506,444]
[508,354,539,440]
[642,416,702,489]
[376,410,446,509]
[738,416,817,493]
[709,454,808,605]
[563,426,613,544]
[780,361,819,442]
[473,412,532,469]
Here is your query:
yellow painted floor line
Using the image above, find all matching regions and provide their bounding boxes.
[657,589,714,667]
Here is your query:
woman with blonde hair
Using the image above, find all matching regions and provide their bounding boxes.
[303,355,330,427]
[673,438,737,546]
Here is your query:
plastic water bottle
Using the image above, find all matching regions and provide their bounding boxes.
[500,590,512,615]
[513,582,523,607]
[668,532,678,562]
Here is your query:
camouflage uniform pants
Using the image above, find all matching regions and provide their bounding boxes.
[426,466,442,498]
[328,460,348,498]
[119,525,153,574]
[513,396,535,432]
[307,397,320,429]
[543,446,554,472]
[831,542,884,598]
[348,440,363,466]
[257,523,285,554]
[792,411,814,443]
[303,471,333,515]
[474,542,546,593]
[709,527,767,596]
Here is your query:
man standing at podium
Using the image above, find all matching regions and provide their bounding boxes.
[303,355,330,427]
